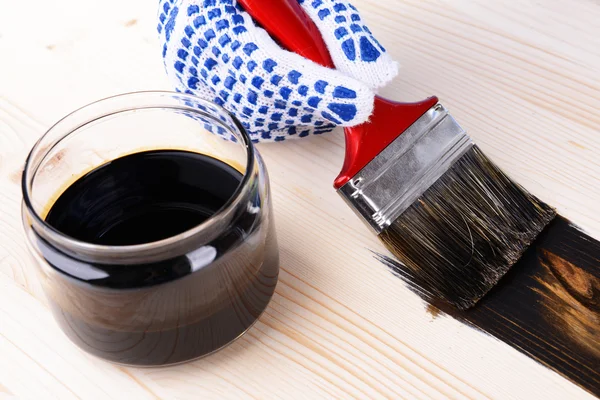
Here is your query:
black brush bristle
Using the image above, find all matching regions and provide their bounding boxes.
[379,145,556,310]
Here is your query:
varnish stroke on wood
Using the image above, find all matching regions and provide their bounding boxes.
[378,216,600,397]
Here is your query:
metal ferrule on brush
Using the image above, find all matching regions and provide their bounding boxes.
[338,104,473,234]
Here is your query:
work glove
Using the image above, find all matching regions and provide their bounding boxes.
[158,0,398,142]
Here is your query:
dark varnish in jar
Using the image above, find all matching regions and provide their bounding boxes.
[38,150,279,365]
[46,150,242,246]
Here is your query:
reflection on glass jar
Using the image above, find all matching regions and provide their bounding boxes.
[21,92,279,366]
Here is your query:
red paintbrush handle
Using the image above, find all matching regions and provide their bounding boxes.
[240,0,334,68]
[239,0,438,188]
[239,0,335,68]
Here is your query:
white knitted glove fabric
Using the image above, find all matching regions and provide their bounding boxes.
[158,0,398,142]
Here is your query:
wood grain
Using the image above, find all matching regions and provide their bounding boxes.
[379,216,600,397]
[0,0,599,399]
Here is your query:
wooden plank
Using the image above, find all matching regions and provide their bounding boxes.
[0,0,598,398]
[378,216,600,397]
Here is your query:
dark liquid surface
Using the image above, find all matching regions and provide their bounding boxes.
[39,150,279,366]
[46,150,243,245]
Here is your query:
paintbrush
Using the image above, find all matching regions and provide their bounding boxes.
[238,0,556,310]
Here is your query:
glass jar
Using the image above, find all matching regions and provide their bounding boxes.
[21,92,279,366]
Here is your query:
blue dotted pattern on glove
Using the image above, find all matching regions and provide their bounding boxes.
[298,0,386,64]
[157,0,386,142]
[177,94,243,142]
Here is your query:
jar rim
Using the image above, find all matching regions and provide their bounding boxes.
[21,91,256,264]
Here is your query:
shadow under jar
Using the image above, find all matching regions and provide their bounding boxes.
[21,92,279,366]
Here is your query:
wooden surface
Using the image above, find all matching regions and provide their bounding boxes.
[378,216,600,397]
[0,0,599,399]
